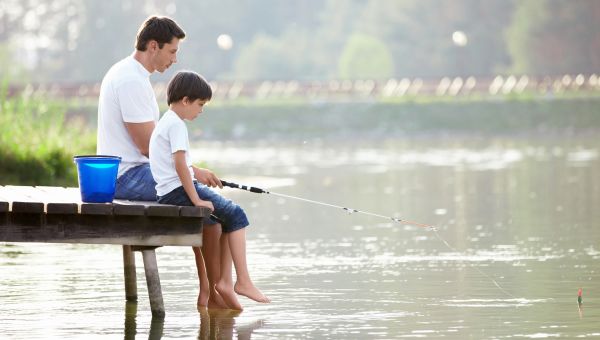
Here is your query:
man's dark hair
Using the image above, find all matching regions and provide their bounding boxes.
[167,71,212,105]
[136,16,185,51]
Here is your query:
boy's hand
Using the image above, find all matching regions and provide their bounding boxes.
[192,167,222,188]
[194,199,214,212]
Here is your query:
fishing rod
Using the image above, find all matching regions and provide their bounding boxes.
[220,180,436,230]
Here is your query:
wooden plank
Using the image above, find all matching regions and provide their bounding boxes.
[0,186,46,213]
[0,186,8,213]
[46,203,78,214]
[35,186,82,202]
[80,203,113,215]
[6,186,52,201]
[0,188,7,226]
[35,187,80,215]
[1,212,204,246]
[0,233,202,246]
[180,206,210,218]
[114,199,162,206]
[0,186,77,215]
[146,205,180,217]
[11,201,44,213]
[113,203,146,216]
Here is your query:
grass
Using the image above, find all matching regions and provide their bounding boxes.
[1,81,597,186]
[0,80,96,186]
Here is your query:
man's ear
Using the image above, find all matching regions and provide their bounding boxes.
[148,40,158,51]
[182,96,190,105]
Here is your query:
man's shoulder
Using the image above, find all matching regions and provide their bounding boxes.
[103,57,148,87]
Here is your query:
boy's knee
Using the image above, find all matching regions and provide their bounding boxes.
[228,204,247,222]
[221,204,249,233]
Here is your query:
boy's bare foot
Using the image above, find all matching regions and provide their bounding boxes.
[207,289,230,309]
[216,281,243,310]
[234,282,271,303]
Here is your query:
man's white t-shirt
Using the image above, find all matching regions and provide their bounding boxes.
[149,110,195,197]
[97,55,160,177]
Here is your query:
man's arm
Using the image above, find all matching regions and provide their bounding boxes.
[125,121,156,157]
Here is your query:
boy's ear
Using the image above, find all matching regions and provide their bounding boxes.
[181,96,190,105]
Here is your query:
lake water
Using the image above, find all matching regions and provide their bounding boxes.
[1,136,599,339]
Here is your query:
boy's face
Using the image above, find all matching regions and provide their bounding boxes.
[150,38,180,73]
[182,98,208,120]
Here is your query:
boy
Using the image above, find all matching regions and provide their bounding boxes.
[149,71,270,310]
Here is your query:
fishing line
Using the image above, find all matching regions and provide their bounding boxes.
[432,229,517,299]
[220,179,516,299]
[220,180,434,229]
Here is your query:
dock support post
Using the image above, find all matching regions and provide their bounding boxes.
[141,248,165,318]
[123,245,137,301]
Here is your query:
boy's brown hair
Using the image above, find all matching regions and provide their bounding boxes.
[167,71,212,105]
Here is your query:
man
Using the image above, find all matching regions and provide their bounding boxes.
[97,16,239,310]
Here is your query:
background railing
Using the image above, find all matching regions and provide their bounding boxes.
[7,74,600,101]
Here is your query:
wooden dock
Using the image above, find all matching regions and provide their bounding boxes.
[0,185,211,317]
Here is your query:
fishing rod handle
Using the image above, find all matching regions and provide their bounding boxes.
[220,180,266,194]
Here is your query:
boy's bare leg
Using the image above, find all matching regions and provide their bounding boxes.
[215,235,243,310]
[201,224,229,309]
[228,228,270,303]
[192,246,210,307]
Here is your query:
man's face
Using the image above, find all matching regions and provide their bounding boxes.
[151,38,180,73]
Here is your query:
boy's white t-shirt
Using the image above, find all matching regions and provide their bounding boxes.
[97,55,160,177]
[149,110,195,196]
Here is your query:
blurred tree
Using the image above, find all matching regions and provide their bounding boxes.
[2,0,598,81]
[53,1,147,82]
[358,0,513,77]
[171,0,324,80]
[233,29,317,80]
[506,0,600,75]
[338,33,394,79]
[311,0,367,78]
[0,0,76,80]
[0,43,29,83]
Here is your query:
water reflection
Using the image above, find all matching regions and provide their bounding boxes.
[2,137,600,338]
[124,301,164,340]
[123,302,263,340]
[197,308,263,340]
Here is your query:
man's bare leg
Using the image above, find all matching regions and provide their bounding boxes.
[228,228,270,303]
[215,235,243,310]
[192,246,210,307]
[201,224,229,309]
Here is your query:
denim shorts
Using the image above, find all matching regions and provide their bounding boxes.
[158,182,249,233]
[114,164,157,201]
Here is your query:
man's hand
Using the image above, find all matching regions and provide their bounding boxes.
[192,167,222,188]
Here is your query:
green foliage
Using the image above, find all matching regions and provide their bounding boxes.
[233,30,316,80]
[506,0,600,75]
[0,82,96,186]
[337,34,394,79]
[190,97,600,141]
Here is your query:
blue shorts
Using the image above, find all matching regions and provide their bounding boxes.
[114,164,157,201]
[158,182,249,233]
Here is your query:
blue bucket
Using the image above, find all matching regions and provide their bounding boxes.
[73,155,121,203]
